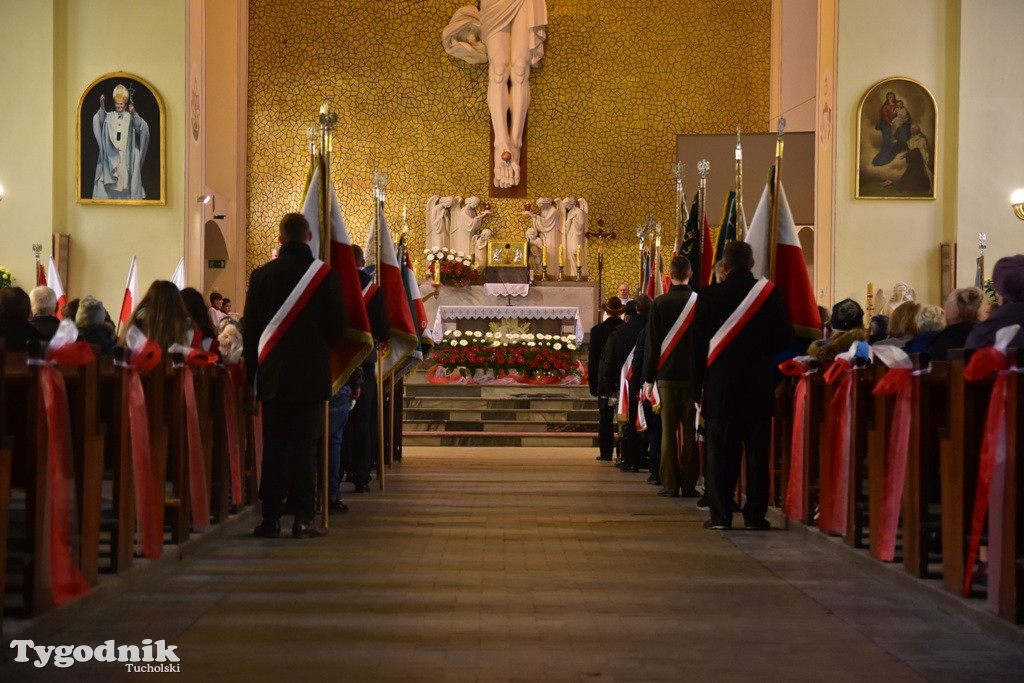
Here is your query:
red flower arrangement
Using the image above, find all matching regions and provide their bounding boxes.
[429,330,582,384]
[424,247,477,287]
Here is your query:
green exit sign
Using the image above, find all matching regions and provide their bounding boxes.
[208,259,226,269]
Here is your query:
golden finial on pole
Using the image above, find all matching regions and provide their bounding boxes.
[735,125,748,242]
[672,161,687,255]
[768,117,786,281]
[696,159,710,286]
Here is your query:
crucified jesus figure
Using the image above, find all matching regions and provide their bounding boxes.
[443,1,548,189]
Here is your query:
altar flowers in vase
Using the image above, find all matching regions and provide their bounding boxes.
[424,246,477,287]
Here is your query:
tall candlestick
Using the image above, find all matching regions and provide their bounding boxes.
[434,261,441,285]
[576,246,581,270]
[558,245,564,267]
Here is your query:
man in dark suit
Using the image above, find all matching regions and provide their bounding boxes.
[692,241,793,530]
[588,297,624,460]
[243,213,347,539]
[600,298,648,472]
[643,255,697,497]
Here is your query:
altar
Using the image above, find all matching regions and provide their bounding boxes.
[422,280,602,342]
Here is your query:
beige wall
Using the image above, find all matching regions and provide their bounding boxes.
[956,0,1024,287]
[0,0,186,312]
[0,0,55,289]
[835,0,955,307]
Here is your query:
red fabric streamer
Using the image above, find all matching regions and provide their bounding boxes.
[779,359,813,521]
[127,340,164,559]
[824,358,854,535]
[221,365,243,506]
[871,367,914,561]
[180,350,217,530]
[962,347,1013,599]
[38,342,95,605]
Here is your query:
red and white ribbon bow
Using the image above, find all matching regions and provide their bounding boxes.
[869,344,927,562]
[169,343,219,531]
[123,326,164,559]
[35,320,95,604]
[821,342,864,535]
[779,356,817,521]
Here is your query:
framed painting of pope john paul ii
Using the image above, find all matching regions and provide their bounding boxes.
[856,77,936,199]
[77,72,165,205]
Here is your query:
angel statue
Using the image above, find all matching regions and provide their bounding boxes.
[473,225,493,272]
[525,224,545,276]
[523,197,559,276]
[442,1,549,189]
[450,196,491,256]
[875,281,917,317]
[561,197,589,278]
[425,195,455,251]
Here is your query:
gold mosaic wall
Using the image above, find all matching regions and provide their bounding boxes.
[247,0,770,298]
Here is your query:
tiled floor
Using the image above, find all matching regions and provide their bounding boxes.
[3,447,1023,681]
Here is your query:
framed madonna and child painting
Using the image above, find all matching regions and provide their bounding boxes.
[856,77,937,200]
[77,72,166,205]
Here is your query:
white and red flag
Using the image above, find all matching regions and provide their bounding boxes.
[300,159,373,389]
[47,256,67,319]
[367,206,419,378]
[746,168,821,341]
[170,257,186,289]
[118,256,138,325]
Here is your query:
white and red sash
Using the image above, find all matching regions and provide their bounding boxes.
[657,292,697,372]
[707,278,775,366]
[615,349,635,422]
[362,279,379,304]
[257,259,331,366]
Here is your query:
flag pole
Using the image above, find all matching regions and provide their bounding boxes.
[635,221,645,297]
[318,102,337,528]
[373,171,387,491]
[696,159,710,287]
[735,125,748,242]
[768,117,786,281]
[671,162,687,256]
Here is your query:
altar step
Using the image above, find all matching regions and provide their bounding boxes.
[402,374,599,447]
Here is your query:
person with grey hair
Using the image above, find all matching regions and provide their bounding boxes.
[926,286,984,360]
[75,296,116,354]
[29,285,61,340]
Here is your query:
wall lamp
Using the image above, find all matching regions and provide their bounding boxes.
[1012,188,1024,220]
[0,181,5,202]
[198,194,212,206]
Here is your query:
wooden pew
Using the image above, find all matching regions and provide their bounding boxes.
[98,351,136,573]
[904,357,948,577]
[61,357,105,586]
[0,344,12,632]
[5,349,53,616]
[865,361,890,559]
[2,347,103,615]
[939,349,988,596]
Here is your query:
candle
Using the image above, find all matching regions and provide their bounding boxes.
[414,259,419,277]
[542,249,548,267]
[558,246,564,267]
[434,261,441,285]
[576,246,581,268]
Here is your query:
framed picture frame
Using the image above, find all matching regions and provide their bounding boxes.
[77,72,165,205]
[855,77,936,199]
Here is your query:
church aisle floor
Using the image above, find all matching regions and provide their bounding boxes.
[4,447,1024,682]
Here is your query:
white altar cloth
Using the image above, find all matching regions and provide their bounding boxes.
[482,283,530,297]
[432,305,584,343]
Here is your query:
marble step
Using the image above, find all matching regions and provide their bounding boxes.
[402,382,592,399]
[402,431,601,448]
[403,419,597,433]
[404,396,596,411]
[404,408,598,423]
